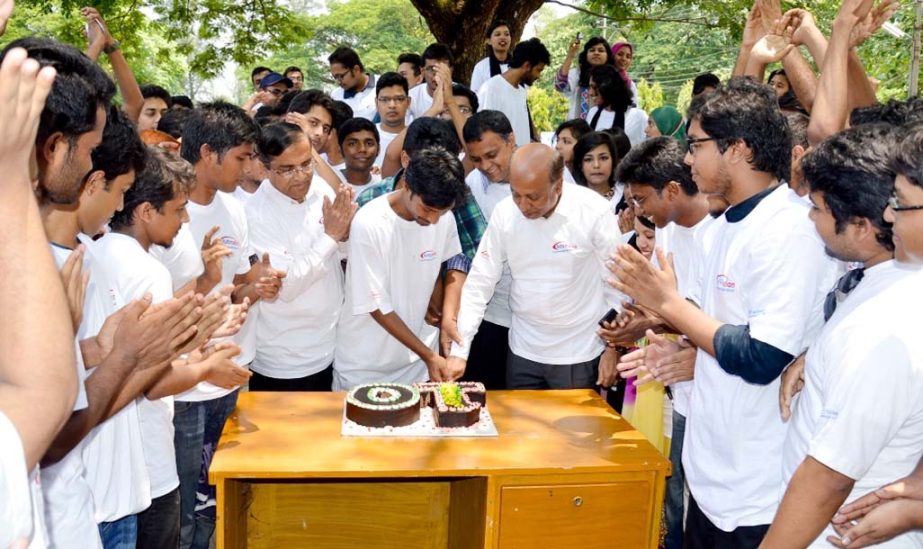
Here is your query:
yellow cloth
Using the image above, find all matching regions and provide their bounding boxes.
[621,334,678,456]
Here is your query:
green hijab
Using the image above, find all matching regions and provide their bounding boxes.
[651,106,686,144]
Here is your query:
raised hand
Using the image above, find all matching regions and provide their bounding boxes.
[213,296,249,338]
[850,0,899,48]
[59,245,88,331]
[0,45,56,181]
[284,111,310,135]
[200,225,232,287]
[322,183,357,242]
[836,0,877,28]
[742,1,768,46]
[253,252,286,301]
[756,0,783,34]
[785,9,819,47]
[749,13,797,66]
[617,330,692,386]
[608,245,678,314]
[118,292,203,370]
[0,0,13,36]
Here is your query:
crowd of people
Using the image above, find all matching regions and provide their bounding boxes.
[2,0,923,547]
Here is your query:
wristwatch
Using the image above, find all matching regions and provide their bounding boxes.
[103,40,121,55]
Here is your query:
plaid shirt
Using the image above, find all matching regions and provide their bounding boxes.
[356,169,487,273]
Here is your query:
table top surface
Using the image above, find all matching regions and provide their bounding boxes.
[209,389,670,481]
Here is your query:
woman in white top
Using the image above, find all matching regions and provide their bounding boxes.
[555,36,615,120]
[470,21,512,94]
[586,64,648,146]
[553,118,592,185]
[571,131,625,211]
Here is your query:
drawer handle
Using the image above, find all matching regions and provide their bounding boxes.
[573,496,583,507]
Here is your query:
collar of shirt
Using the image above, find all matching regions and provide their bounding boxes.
[724,184,779,223]
[343,73,376,99]
[261,176,311,209]
[479,170,509,193]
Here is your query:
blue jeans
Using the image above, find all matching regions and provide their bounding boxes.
[665,410,686,549]
[173,389,239,549]
[98,514,137,549]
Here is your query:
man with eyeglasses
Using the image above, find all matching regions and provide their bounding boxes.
[283,65,305,91]
[758,121,923,548]
[246,121,356,392]
[408,43,455,120]
[375,72,411,168]
[242,72,292,114]
[608,77,835,548]
[328,47,377,121]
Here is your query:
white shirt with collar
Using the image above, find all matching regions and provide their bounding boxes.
[246,178,344,379]
[333,193,461,390]
[683,184,837,531]
[465,169,513,328]
[451,183,622,365]
[330,74,378,121]
[783,261,923,548]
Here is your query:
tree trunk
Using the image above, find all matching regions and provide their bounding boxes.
[409,0,546,88]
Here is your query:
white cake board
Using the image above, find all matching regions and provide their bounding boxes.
[341,406,499,437]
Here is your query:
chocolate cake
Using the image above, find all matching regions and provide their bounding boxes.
[415,382,487,428]
[345,383,421,428]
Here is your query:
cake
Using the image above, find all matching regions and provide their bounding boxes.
[415,381,487,428]
[345,383,421,428]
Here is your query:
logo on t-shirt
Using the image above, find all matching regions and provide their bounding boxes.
[552,241,578,253]
[419,250,438,261]
[716,274,737,292]
[220,236,241,250]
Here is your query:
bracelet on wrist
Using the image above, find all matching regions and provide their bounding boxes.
[103,40,121,55]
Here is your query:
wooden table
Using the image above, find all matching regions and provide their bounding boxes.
[210,389,671,549]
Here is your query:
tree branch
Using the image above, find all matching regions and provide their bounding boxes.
[543,0,714,27]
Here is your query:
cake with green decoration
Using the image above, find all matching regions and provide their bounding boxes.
[345,383,421,428]
[415,381,487,428]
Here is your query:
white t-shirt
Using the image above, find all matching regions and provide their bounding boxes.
[246,179,344,379]
[177,191,255,402]
[452,183,623,365]
[233,185,257,205]
[783,261,923,548]
[43,244,100,548]
[333,193,461,390]
[337,170,382,199]
[682,185,837,531]
[94,232,179,500]
[465,169,513,327]
[149,224,204,293]
[652,215,716,416]
[375,123,402,168]
[478,75,530,147]
[470,57,508,96]
[0,411,36,548]
[407,83,434,121]
[330,75,378,121]
[586,106,649,147]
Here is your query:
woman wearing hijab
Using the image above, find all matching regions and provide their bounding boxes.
[555,36,615,120]
[585,64,648,146]
[645,106,687,145]
[611,41,638,105]
[470,21,512,93]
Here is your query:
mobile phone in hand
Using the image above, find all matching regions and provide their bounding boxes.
[598,308,617,327]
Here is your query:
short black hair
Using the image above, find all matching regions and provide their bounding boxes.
[404,117,462,156]
[786,111,810,149]
[422,43,453,65]
[140,84,172,107]
[555,118,592,140]
[180,101,260,165]
[889,121,923,190]
[330,100,354,132]
[803,124,895,251]
[695,76,792,182]
[637,214,656,230]
[283,66,303,77]
[2,37,115,146]
[451,84,479,113]
[171,95,194,109]
[251,66,272,79]
[256,122,305,165]
[405,147,467,209]
[377,71,409,95]
[158,108,191,139]
[338,117,379,148]
[509,38,550,69]
[590,64,633,112]
[617,136,697,196]
[287,89,336,127]
[328,47,364,72]
[111,146,188,230]
[572,132,618,188]
[603,126,632,161]
[397,52,423,76]
[486,20,510,36]
[850,97,923,127]
[692,73,720,96]
[91,105,146,189]
[463,110,513,143]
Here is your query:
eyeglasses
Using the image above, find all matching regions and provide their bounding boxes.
[458,106,473,114]
[377,96,407,104]
[265,88,285,97]
[423,66,439,74]
[686,136,717,154]
[331,71,349,82]
[273,161,313,179]
[888,192,923,212]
